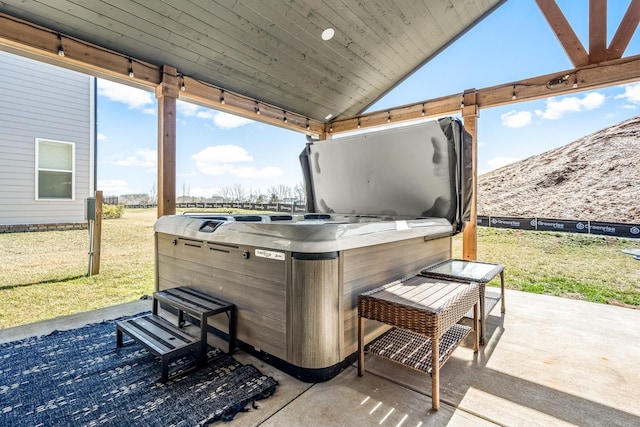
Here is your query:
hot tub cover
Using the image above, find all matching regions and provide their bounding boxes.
[299,117,472,233]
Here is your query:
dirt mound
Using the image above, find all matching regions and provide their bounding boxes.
[478,115,640,223]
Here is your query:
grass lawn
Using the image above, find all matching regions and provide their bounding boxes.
[453,228,640,307]
[1,208,639,329]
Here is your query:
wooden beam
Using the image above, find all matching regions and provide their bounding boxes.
[461,90,478,261]
[328,94,461,134]
[535,0,589,67]
[0,13,161,89]
[179,77,324,135]
[0,12,323,135]
[589,0,608,64]
[156,66,178,218]
[607,0,640,60]
[329,54,640,134]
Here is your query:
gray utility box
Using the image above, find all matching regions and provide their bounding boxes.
[85,197,96,221]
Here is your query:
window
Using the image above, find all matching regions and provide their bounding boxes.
[36,139,75,200]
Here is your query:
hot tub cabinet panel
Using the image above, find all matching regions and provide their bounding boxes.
[341,235,451,356]
[155,226,452,377]
[156,232,288,360]
[288,255,341,369]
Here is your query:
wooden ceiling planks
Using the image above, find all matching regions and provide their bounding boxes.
[0,0,504,121]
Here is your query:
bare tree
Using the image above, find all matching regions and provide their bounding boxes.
[218,186,231,202]
[294,182,306,204]
[267,184,291,203]
[149,181,157,204]
[230,183,246,202]
[247,187,260,203]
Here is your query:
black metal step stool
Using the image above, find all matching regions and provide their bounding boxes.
[116,286,236,382]
[116,314,200,382]
[153,286,237,364]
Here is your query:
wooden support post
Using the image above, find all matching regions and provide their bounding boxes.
[156,65,178,218]
[91,190,103,275]
[462,89,479,261]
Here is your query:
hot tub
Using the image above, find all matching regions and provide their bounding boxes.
[154,117,472,381]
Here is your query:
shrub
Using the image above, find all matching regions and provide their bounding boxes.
[103,204,125,219]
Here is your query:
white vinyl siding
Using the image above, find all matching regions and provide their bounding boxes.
[36,139,75,200]
[0,51,94,225]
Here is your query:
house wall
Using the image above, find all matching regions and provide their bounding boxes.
[0,51,95,226]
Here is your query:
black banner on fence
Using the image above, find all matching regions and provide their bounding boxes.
[535,218,590,234]
[590,221,640,239]
[477,216,490,227]
[489,216,537,230]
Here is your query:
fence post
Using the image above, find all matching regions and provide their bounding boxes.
[91,190,103,275]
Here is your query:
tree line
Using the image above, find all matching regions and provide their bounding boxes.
[116,182,306,206]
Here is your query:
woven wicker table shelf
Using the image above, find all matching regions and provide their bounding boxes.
[368,324,472,374]
[358,276,479,410]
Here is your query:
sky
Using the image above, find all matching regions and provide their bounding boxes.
[95,0,640,198]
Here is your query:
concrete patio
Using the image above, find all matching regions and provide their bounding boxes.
[2,289,639,427]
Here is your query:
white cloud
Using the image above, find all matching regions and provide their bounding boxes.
[535,92,605,120]
[97,79,154,110]
[193,145,253,163]
[97,133,106,141]
[106,149,157,168]
[614,82,640,104]
[213,112,253,129]
[98,179,134,196]
[177,100,200,117]
[193,163,235,176]
[191,145,282,177]
[195,110,253,129]
[232,166,283,178]
[176,100,253,129]
[487,156,520,170]
[501,110,532,128]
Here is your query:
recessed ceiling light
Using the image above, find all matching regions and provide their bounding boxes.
[325,113,333,120]
[321,28,335,41]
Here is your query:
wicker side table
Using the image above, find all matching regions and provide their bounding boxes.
[357,276,479,410]
[421,259,505,345]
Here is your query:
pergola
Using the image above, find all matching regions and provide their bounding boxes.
[1,0,639,260]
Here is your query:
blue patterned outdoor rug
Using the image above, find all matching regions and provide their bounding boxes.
[0,315,278,426]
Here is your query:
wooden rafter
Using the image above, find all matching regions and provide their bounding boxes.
[537,0,640,66]
[589,0,608,64]
[607,0,640,60]
[536,0,589,67]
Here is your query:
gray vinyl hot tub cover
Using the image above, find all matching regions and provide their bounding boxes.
[299,117,472,232]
